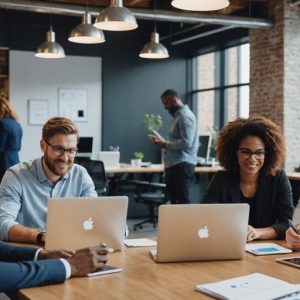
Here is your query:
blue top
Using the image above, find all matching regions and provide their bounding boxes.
[165,105,198,169]
[0,117,23,180]
[0,158,97,240]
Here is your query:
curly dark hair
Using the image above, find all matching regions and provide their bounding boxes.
[216,116,285,175]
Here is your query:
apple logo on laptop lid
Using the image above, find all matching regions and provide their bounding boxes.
[198,226,209,239]
[83,217,94,230]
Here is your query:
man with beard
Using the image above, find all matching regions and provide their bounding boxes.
[0,117,97,243]
[152,89,198,204]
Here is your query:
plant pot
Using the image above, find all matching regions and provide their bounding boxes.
[131,159,142,167]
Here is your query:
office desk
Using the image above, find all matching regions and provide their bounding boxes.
[19,241,300,300]
[106,163,222,174]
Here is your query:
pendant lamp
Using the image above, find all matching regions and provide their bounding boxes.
[139,31,169,59]
[35,27,65,59]
[171,0,230,11]
[69,11,105,44]
[94,0,138,31]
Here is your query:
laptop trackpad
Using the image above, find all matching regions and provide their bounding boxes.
[149,249,157,261]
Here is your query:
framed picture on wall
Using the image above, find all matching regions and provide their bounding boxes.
[28,99,49,125]
[58,88,88,122]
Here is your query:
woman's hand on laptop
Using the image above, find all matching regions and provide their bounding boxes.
[67,243,110,277]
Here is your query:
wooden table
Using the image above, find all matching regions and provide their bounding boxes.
[19,241,300,300]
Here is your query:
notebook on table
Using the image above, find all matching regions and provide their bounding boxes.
[149,203,249,263]
[45,196,128,251]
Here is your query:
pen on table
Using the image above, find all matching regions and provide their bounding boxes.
[100,242,114,254]
[288,219,298,233]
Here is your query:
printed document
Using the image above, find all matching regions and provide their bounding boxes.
[195,273,300,300]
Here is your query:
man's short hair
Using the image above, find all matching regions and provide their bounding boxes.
[42,117,79,143]
[160,89,179,99]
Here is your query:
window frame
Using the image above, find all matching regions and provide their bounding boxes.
[192,40,250,132]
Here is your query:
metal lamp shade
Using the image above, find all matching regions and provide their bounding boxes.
[171,0,230,11]
[94,0,138,31]
[69,12,105,44]
[35,28,65,59]
[139,32,169,59]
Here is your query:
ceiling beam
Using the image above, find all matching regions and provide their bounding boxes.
[0,0,273,29]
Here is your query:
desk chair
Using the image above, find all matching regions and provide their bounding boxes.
[75,158,108,196]
[132,180,166,230]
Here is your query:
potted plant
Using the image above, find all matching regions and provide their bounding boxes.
[143,113,165,164]
[143,114,163,132]
[131,152,144,167]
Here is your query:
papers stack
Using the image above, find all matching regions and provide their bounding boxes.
[195,273,300,300]
[124,238,157,247]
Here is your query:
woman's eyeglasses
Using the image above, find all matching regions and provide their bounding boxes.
[239,148,266,160]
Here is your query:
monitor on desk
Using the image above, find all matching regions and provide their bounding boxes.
[198,135,212,162]
[77,137,93,158]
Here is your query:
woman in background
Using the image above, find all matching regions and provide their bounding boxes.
[202,116,293,241]
[0,95,22,181]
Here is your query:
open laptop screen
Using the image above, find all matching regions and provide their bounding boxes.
[45,196,128,251]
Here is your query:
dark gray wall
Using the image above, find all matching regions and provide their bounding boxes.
[0,10,187,163]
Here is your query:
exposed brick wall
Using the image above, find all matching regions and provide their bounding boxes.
[283,2,300,169]
[249,0,300,169]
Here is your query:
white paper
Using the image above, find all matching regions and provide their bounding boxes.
[246,243,292,256]
[195,273,300,300]
[124,238,157,247]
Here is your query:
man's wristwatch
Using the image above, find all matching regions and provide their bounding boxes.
[36,231,46,245]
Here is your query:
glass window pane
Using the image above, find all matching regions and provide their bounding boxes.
[240,43,250,84]
[226,87,238,122]
[225,86,249,122]
[196,91,215,134]
[239,85,249,118]
[197,53,215,90]
[227,46,238,85]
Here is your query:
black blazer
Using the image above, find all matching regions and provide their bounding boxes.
[0,242,66,291]
[202,170,294,239]
[0,117,22,180]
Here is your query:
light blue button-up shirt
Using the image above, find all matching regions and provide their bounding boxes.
[0,158,97,240]
[165,105,198,169]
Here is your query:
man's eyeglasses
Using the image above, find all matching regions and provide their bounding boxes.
[239,148,266,160]
[46,141,78,157]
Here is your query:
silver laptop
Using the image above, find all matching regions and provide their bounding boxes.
[98,151,120,169]
[45,196,128,251]
[150,203,249,262]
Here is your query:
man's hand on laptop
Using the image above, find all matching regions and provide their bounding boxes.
[67,243,110,277]
[38,248,75,260]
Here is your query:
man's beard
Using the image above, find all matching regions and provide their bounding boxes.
[43,154,72,176]
[168,105,178,116]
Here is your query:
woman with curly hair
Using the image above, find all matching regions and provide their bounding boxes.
[0,95,22,181]
[202,116,293,241]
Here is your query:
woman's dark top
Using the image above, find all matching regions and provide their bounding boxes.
[202,170,294,239]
